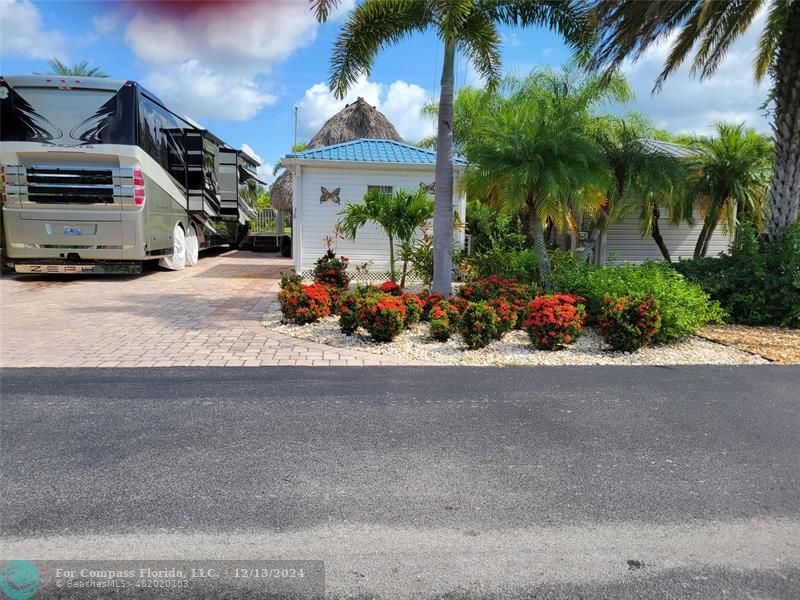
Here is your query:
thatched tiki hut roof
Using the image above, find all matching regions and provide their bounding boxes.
[270,97,403,211]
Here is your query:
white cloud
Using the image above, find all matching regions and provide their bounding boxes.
[0,0,67,60]
[145,61,277,121]
[122,1,333,122]
[296,75,435,142]
[240,144,275,185]
[92,13,118,35]
[124,2,319,73]
[621,10,771,135]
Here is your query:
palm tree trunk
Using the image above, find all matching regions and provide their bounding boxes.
[700,220,717,257]
[651,207,672,262]
[693,218,715,259]
[529,204,553,291]
[388,234,396,282]
[767,1,800,240]
[432,39,456,296]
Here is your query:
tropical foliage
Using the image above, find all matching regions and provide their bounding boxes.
[338,188,433,282]
[587,0,800,241]
[45,58,108,77]
[684,122,772,258]
[315,0,594,295]
[461,69,628,289]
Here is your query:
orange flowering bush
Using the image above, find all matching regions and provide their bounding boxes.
[278,283,332,325]
[429,305,452,341]
[524,294,586,350]
[401,293,423,327]
[337,291,363,335]
[487,297,517,336]
[459,275,536,328]
[418,290,446,321]
[358,294,407,342]
[378,281,403,296]
[598,295,662,351]
[459,301,500,349]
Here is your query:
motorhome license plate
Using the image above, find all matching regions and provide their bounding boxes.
[63,226,82,235]
[15,264,96,273]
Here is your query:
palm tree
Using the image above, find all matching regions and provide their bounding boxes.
[586,0,800,241]
[687,122,772,258]
[593,115,692,262]
[462,70,615,289]
[338,188,434,283]
[45,58,108,78]
[313,0,592,295]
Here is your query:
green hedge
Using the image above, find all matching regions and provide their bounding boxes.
[674,223,800,328]
[554,261,724,343]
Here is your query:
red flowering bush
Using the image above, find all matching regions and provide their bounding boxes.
[278,283,332,325]
[378,281,403,296]
[598,294,662,351]
[429,305,452,341]
[487,297,517,336]
[459,301,500,349]
[401,293,423,327]
[524,294,586,350]
[418,291,446,321]
[358,294,407,342]
[337,291,363,335]
[459,275,536,329]
[323,284,344,314]
[313,250,350,289]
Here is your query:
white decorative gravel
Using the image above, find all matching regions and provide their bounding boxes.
[262,301,768,366]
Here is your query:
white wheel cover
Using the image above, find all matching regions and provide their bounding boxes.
[159,224,186,270]
[185,225,199,267]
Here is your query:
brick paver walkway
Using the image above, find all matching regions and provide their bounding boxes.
[0,251,417,367]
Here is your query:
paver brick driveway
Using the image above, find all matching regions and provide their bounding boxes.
[0,250,412,367]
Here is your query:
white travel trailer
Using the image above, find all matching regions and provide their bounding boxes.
[0,75,260,273]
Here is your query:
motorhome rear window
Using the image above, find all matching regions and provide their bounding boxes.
[1,86,133,146]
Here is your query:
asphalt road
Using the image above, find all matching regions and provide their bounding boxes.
[1,366,799,599]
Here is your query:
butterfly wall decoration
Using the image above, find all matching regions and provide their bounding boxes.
[419,181,435,194]
[320,187,341,204]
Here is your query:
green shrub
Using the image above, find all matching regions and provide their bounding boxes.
[468,248,540,283]
[674,223,800,328]
[554,262,723,343]
[337,291,362,335]
[429,305,452,341]
[401,293,423,327]
[313,250,350,289]
[598,295,662,352]
[459,302,500,349]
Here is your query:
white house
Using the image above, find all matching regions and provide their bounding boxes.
[281,139,467,276]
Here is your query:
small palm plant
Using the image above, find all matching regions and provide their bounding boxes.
[338,188,434,283]
[687,122,772,258]
[45,58,108,78]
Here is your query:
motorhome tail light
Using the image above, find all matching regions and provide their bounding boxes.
[133,168,146,206]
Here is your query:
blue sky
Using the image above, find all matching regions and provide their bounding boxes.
[1,0,771,183]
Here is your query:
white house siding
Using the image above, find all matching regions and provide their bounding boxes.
[293,163,466,274]
[604,209,730,264]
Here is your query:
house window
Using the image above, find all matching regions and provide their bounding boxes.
[367,185,393,198]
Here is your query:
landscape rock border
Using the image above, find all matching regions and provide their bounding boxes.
[262,300,769,367]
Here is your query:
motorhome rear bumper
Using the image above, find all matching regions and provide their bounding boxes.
[6,259,143,275]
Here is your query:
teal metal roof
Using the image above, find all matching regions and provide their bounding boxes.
[287,139,468,165]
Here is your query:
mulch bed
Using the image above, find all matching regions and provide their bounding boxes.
[698,324,800,364]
